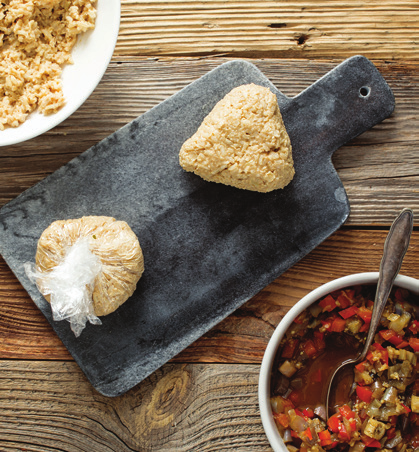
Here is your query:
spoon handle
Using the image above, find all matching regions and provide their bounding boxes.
[360,208,414,362]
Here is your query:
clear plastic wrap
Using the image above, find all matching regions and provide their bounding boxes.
[25,238,102,336]
[24,216,144,337]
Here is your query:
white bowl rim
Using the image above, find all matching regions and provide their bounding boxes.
[0,0,121,147]
[258,272,419,452]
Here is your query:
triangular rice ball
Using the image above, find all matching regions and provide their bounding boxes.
[179,83,294,193]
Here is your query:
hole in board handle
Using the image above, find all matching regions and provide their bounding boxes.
[359,86,371,98]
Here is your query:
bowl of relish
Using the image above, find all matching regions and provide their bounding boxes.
[259,273,419,452]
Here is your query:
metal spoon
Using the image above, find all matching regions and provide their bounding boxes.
[325,207,414,419]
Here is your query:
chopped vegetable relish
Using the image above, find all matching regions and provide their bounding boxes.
[270,285,419,452]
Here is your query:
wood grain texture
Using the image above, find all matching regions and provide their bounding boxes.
[116,1,419,60]
[0,360,267,452]
[0,3,417,451]
[0,58,418,225]
[1,230,417,363]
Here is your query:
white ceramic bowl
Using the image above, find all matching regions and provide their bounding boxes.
[0,0,120,147]
[259,272,419,452]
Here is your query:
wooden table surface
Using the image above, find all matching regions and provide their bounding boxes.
[1,2,418,451]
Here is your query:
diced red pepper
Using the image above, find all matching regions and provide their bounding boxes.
[320,438,333,447]
[337,293,351,309]
[389,415,398,426]
[281,338,300,358]
[319,294,337,312]
[357,307,372,323]
[302,408,314,418]
[303,427,313,441]
[338,422,351,442]
[303,339,317,358]
[273,412,289,428]
[387,427,396,440]
[366,344,389,365]
[373,342,385,351]
[410,320,419,335]
[396,340,409,349]
[330,317,347,332]
[410,337,419,352]
[387,333,405,346]
[368,343,389,365]
[379,329,405,346]
[379,329,396,341]
[362,436,381,448]
[355,360,368,372]
[378,349,389,365]
[321,314,338,331]
[320,320,331,331]
[356,385,373,403]
[359,322,369,333]
[402,403,411,414]
[366,350,375,363]
[318,430,333,446]
[327,413,342,433]
[288,390,300,405]
[290,430,299,438]
[339,404,355,420]
[318,430,331,440]
[339,306,358,319]
[349,418,357,430]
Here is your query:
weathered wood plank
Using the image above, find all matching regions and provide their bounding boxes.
[0,230,417,362]
[0,58,418,225]
[0,360,268,451]
[116,0,419,60]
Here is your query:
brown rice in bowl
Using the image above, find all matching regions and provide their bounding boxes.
[0,0,97,130]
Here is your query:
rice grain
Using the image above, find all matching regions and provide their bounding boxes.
[0,0,97,130]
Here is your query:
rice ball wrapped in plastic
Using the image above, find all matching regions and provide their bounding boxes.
[25,216,144,336]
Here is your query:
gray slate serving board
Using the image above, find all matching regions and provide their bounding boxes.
[0,56,394,397]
